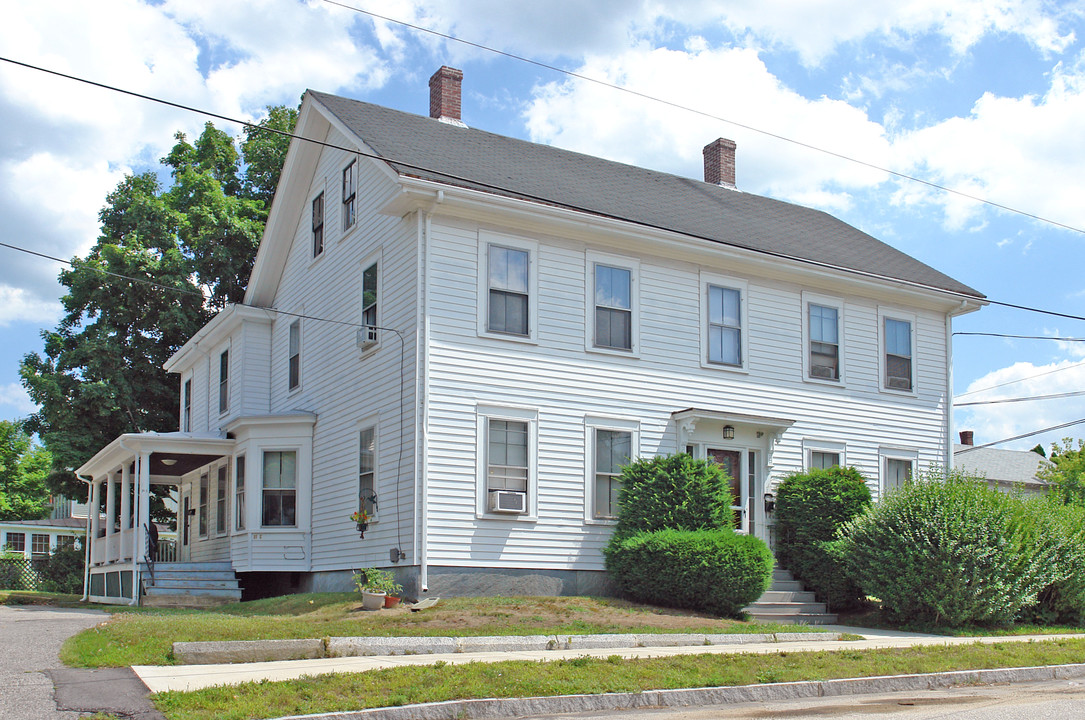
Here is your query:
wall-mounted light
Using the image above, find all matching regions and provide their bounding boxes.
[161,458,177,466]
[722,425,735,440]
[764,492,776,514]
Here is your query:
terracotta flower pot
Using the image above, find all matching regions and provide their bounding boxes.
[384,595,401,609]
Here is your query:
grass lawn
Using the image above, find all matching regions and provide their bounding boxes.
[0,590,84,606]
[61,593,813,667]
[153,637,1085,720]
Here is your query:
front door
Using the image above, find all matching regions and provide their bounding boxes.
[707,449,744,532]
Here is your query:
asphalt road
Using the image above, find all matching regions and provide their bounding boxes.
[520,678,1085,719]
[0,604,105,720]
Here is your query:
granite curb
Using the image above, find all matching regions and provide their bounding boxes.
[173,631,842,664]
[265,662,1085,720]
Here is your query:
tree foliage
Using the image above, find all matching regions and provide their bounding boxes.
[0,421,52,521]
[611,454,734,541]
[20,106,297,500]
[1038,438,1085,505]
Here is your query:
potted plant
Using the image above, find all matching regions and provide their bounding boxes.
[350,510,370,538]
[353,567,402,610]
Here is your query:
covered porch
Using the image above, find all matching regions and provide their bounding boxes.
[77,432,235,605]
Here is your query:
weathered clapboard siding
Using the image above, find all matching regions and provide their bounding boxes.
[421,215,950,571]
[265,127,418,573]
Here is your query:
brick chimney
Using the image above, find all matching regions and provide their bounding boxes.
[959,430,974,446]
[429,66,465,126]
[703,138,737,188]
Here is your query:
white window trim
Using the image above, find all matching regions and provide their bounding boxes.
[879,446,918,499]
[217,342,231,417]
[358,415,380,524]
[310,179,326,263]
[699,271,749,372]
[215,461,230,538]
[802,438,847,471]
[476,404,538,520]
[477,230,538,344]
[878,307,918,396]
[359,249,382,356]
[801,292,846,387]
[260,447,301,529]
[181,374,192,432]
[585,250,640,357]
[583,415,640,525]
[198,471,210,539]
[234,454,246,532]
[341,159,357,234]
[287,319,301,394]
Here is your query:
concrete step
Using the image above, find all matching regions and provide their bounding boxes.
[772,568,795,581]
[768,579,805,592]
[743,602,829,614]
[149,570,237,582]
[757,590,817,603]
[746,612,839,625]
[144,585,242,599]
[151,561,234,572]
[141,593,238,609]
[145,578,240,590]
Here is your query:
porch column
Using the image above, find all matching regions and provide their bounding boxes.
[136,452,151,563]
[105,472,117,536]
[120,463,132,531]
[88,479,100,548]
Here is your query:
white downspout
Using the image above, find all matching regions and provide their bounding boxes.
[419,206,435,593]
[76,473,94,602]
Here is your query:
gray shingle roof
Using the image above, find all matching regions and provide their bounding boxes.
[954,444,1052,487]
[310,91,983,298]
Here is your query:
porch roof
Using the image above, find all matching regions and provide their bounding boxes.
[671,408,795,430]
[77,431,235,480]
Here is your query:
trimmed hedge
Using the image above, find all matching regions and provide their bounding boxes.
[611,454,733,541]
[1020,497,1085,625]
[773,466,871,611]
[604,528,774,617]
[835,471,1063,627]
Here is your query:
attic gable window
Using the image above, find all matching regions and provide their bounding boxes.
[312,192,324,257]
[288,321,300,391]
[342,160,356,231]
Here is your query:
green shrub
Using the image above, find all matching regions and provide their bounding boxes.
[1019,497,1085,625]
[611,454,733,541]
[604,528,773,617]
[836,470,1062,627]
[773,466,871,610]
[38,546,85,594]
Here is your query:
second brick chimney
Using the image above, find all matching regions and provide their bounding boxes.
[429,66,465,126]
[959,430,974,446]
[703,138,737,188]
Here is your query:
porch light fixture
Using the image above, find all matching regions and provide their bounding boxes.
[722,425,735,440]
[161,458,178,466]
[764,492,776,514]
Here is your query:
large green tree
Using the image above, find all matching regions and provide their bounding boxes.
[0,420,52,521]
[21,106,297,500]
[1040,438,1085,505]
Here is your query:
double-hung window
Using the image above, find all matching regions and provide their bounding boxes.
[702,274,748,369]
[218,350,229,414]
[804,295,843,382]
[805,439,845,471]
[234,456,246,531]
[487,245,529,336]
[342,161,356,230]
[182,378,192,432]
[215,465,228,535]
[198,472,209,537]
[593,429,632,520]
[359,426,376,520]
[593,263,632,351]
[884,316,914,391]
[312,191,324,257]
[487,419,528,494]
[360,261,378,347]
[31,534,49,556]
[880,447,917,498]
[479,406,536,516]
[810,451,840,469]
[288,321,301,391]
[262,451,297,527]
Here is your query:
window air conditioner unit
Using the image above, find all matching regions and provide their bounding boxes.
[810,364,835,379]
[489,490,526,513]
[356,325,378,349]
[887,375,912,390]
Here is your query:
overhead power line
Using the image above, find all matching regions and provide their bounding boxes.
[955,359,1085,399]
[956,417,1085,452]
[956,390,1085,407]
[322,0,1085,237]
[954,332,1085,342]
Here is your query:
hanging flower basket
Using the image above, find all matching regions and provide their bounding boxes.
[351,510,370,538]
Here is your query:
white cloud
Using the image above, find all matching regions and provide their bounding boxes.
[0,286,61,328]
[955,358,1085,450]
[0,382,36,418]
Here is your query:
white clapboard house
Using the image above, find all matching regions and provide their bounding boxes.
[77,67,985,606]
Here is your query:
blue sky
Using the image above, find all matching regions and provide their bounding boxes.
[1,0,1084,452]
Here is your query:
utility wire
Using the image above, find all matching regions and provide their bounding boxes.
[323,0,1085,237]
[955,359,1085,399]
[956,390,1085,407]
[956,417,1085,452]
[954,332,1085,342]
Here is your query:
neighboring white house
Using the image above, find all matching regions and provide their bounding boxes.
[0,518,84,559]
[77,67,986,605]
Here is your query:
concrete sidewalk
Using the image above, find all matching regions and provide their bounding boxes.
[132,627,1085,693]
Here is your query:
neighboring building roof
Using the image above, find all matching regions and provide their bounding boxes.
[0,517,87,531]
[309,91,983,299]
[954,444,1052,489]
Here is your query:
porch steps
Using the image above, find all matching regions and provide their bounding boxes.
[141,561,242,608]
[742,568,838,625]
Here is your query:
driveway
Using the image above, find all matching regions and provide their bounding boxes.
[0,604,106,719]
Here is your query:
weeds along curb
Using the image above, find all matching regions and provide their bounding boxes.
[172,632,843,665]
[266,663,1085,720]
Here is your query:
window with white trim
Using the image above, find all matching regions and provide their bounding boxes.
[5,532,24,553]
[810,451,840,469]
[804,439,846,471]
[57,535,76,550]
[342,160,356,230]
[312,191,324,257]
[808,303,840,381]
[359,426,377,521]
[883,316,914,391]
[182,378,192,432]
[593,263,633,350]
[262,451,297,527]
[701,274,749,369]
[360,261,378,347]
[487,245,529,336]
[288,321,301,391]
[880,447,918,497]
[234,456,245,531]
[593,429,632,520]
[478,406,536,517]
[31,533,49,555]
[198,472,209,537]
[215,465,228,536]
[218,349,229,414]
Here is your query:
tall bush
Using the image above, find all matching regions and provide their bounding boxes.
[611,454,732,540]
[1019,497,1085,625]
[38,545,85,594]
[604,528,773,617]
[773,466,871,610]
[835,470,1062,627]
